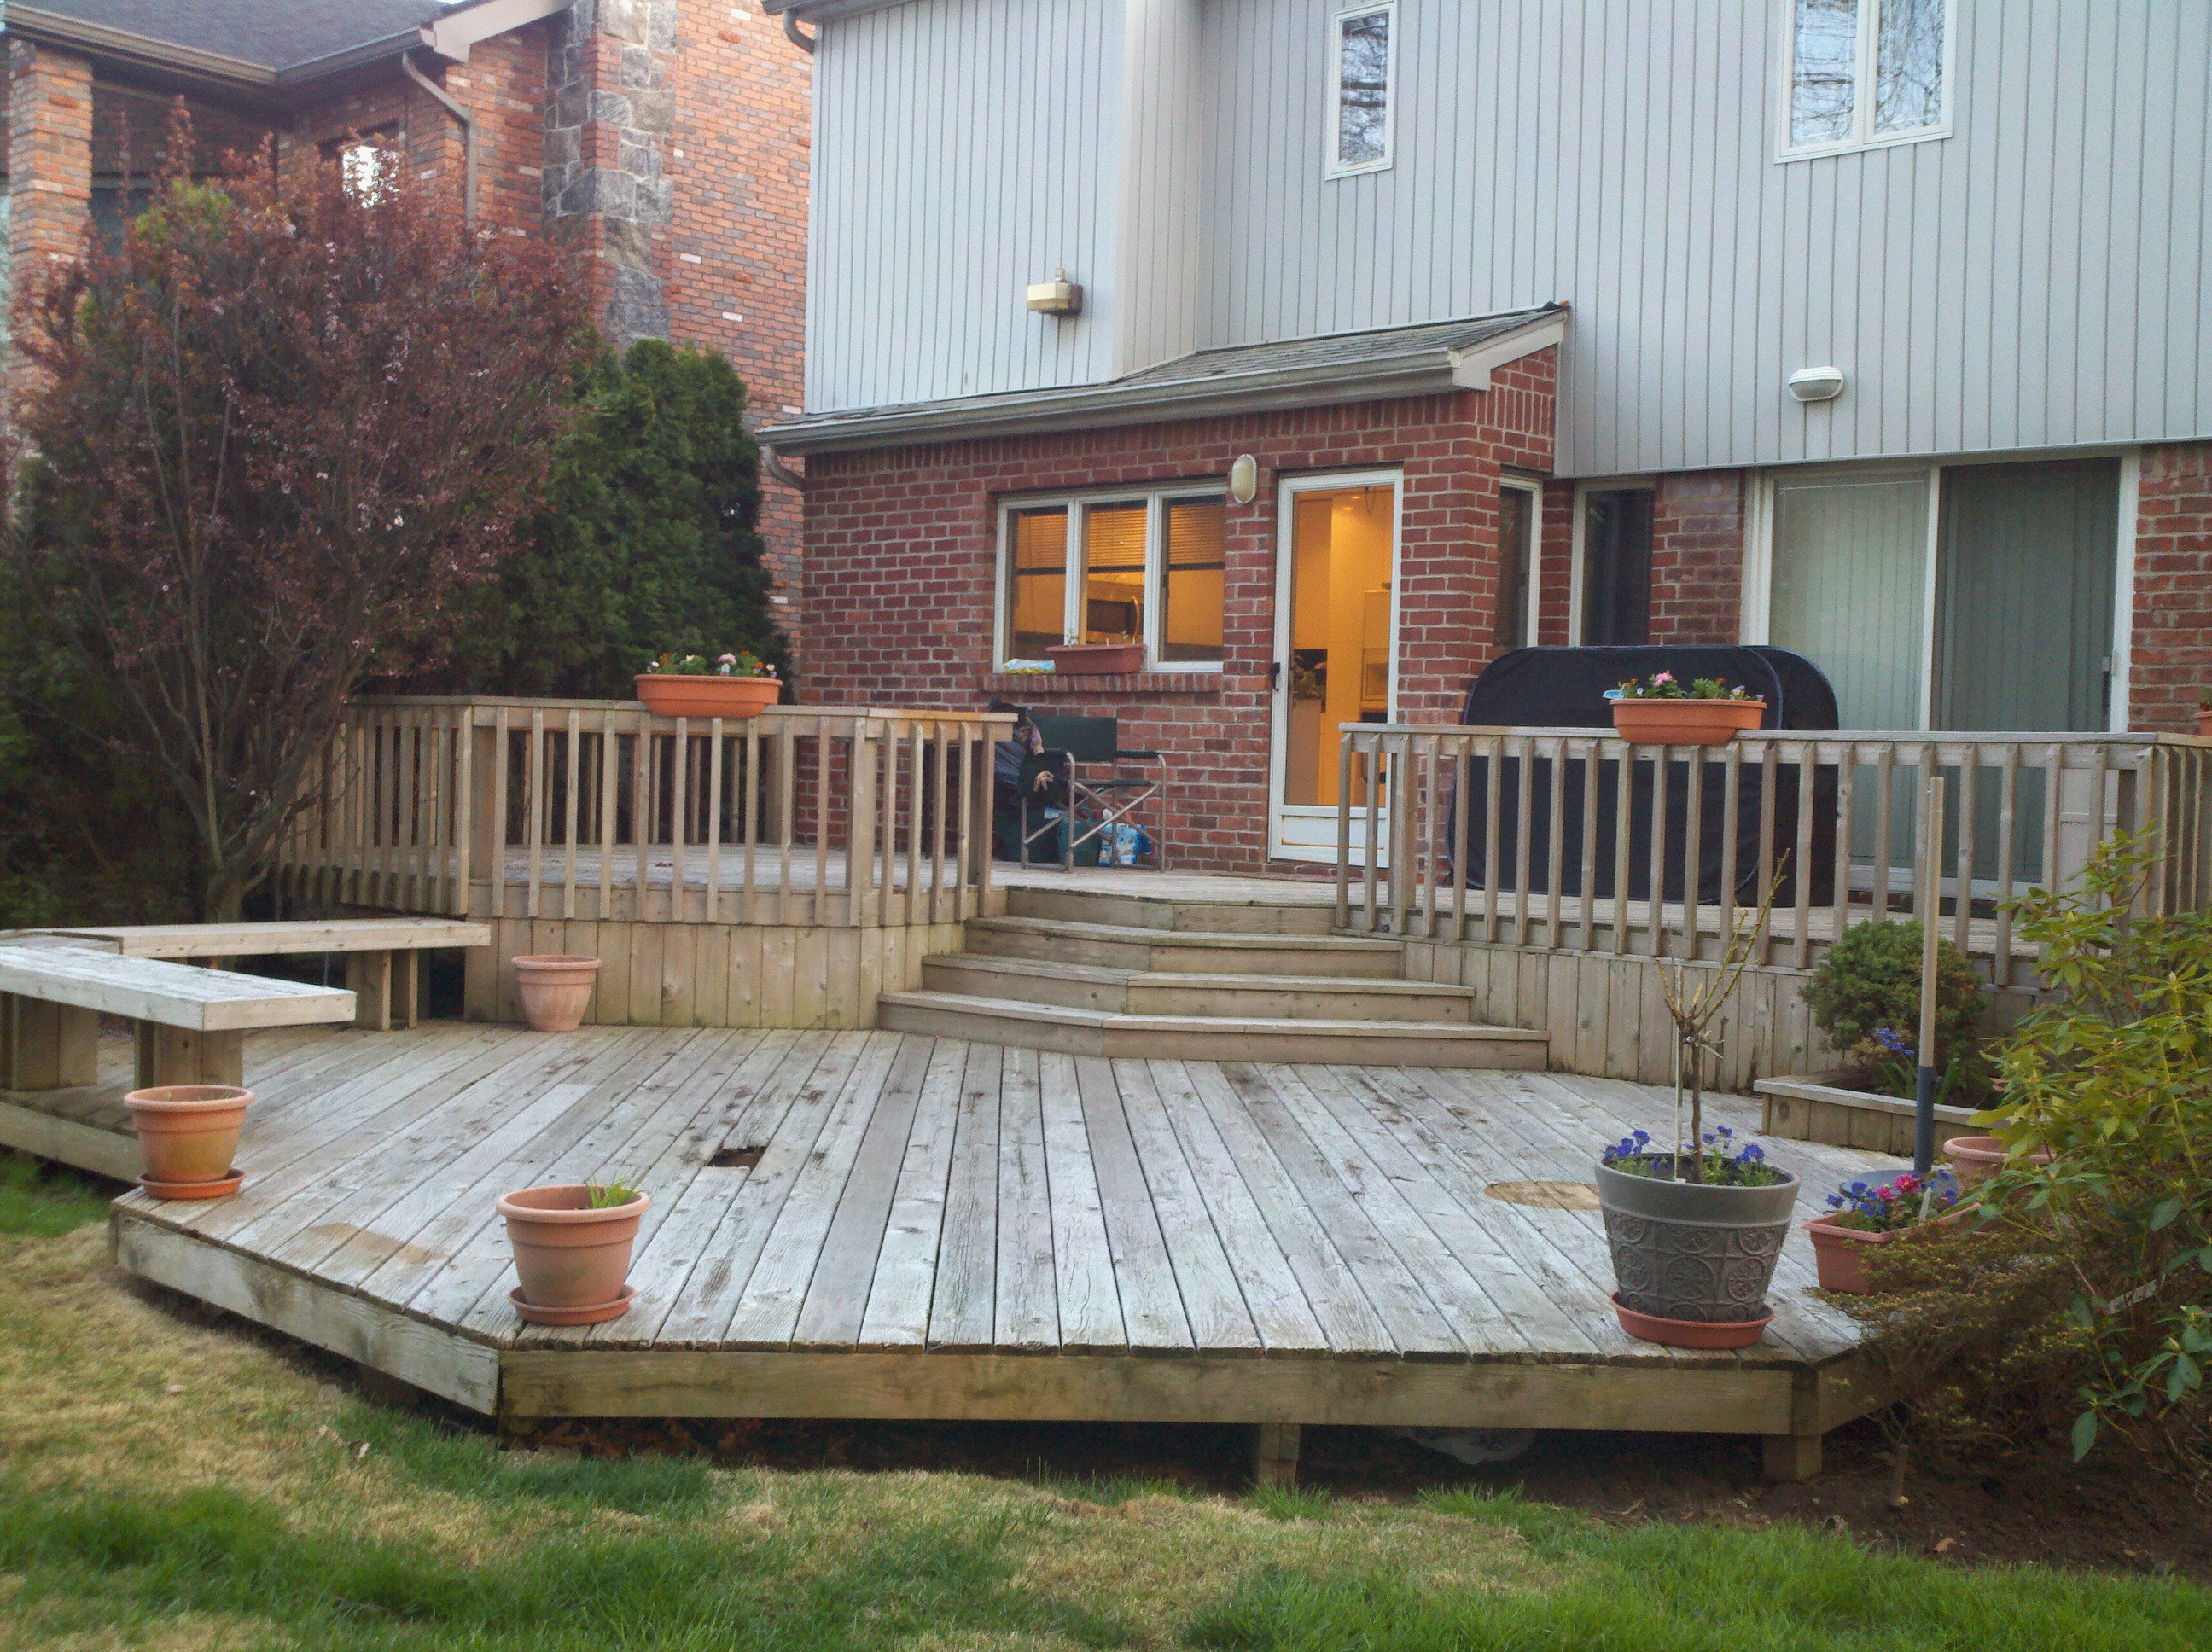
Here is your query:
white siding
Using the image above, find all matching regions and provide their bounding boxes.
[805,0,1125,411]
[805,0,2212,473]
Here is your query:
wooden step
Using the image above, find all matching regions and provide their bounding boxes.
[922,953,1476,1022]
[1003,887,1338,936]
[875,991,1549,1069]
[961,916,1405,978]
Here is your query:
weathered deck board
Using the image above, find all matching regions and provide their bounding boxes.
[70,1021,1907,1452]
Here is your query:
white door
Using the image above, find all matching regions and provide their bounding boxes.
[1269,472,1401,863]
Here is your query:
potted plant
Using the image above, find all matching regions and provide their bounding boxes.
[124,1084,253,1199]
[1607,672,1766,746]
[2197,690,2211,739]
[633,650,781,719]
[1045,629,1145,676]
[1804,1167,1965,1294]
[512,954,602,1032]
[1597,1126,1800,1347]
[498,1181,650,1324]
[1940,1132,2053,1190]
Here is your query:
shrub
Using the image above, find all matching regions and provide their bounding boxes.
[1848,832,2212,1486]
[1801,918,1985,1070]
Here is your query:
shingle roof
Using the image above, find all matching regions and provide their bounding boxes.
[18,1,452,73]
[760,305,1569,457]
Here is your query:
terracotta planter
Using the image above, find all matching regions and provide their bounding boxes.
[125,1085,252,1195]
[1610,696,1767,747]
[1804,1207,1964,1294]
[633,673,780,720]
[1045,642,1145,676]
[513,955,601,1032]
[1610,1293,1773,1349]
[1595,1156,1799,1334]
[1942,1134,2053,1190]
[498,1184,649,1325]
[2196,709,2211,739]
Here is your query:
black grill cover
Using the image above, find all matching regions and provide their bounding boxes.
[1449,646,1840,905]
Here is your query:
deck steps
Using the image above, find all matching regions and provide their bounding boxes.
[905,887,1550,1069]
[874,990,1548,1067]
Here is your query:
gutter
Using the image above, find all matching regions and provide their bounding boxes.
[761,308,1569,457]
[401,51,478,222]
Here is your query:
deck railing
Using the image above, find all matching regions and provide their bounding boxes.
[1336,727,2212,986]
[272,696,1014,928]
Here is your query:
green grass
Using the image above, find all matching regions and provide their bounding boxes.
[0,1150,113,1236]
[1246,1483,1336,1522]
[1189,1486,2212,1651]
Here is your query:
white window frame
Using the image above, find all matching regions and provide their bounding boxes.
[1498,474,1544,652]
[1324,1,1397,181]
[1776,0,1954,163]
[994,485,1227,674]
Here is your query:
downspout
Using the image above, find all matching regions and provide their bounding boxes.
[401,50,477,221]
[760,443,807,495]
[782,13,817,54]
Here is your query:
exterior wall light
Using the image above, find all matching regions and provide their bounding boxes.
[1026,268,1082,316]
[1228,454,1259,504]
[1787,364,1846,403]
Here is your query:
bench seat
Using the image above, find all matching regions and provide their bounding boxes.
[38,918,489,1032]
[0,945,353,1092]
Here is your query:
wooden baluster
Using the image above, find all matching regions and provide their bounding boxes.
[598,717,619,922]
[1579,736,1600,951]
[1362,736,1382,933]
[669,717,689,922]
[1755,740,1778,964]
[1451,739,1471,944]
[777,717,797,927]
[905,723,923,928]
[1720,737,1743,949]
[1419,737,1441,939]
[1481,734,1504,944]
[561,711,581,920]
[632,718,652,920]
[1545,734,1568,950]
[956,724,979,917]
[490,707,512,923]
[707,720,725,926]
[1682,740,1705,958]
[1646,745,1668,959]
[1511,733,1535,947]
[1611,737,1634,956]
[849,721,876,926]
[525,708,544,921]
[1335,730,1355,929]
[1791,740,1817,971]
[1952,746,1976,957]
[1871,746,1895,924]
[933,723,952,925]
[1827,740,1852,953]
[741,723,759,917]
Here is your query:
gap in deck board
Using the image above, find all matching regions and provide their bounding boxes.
[708,1144,766,1170]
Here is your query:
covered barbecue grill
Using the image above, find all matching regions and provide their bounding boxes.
[1449,646,1841,906]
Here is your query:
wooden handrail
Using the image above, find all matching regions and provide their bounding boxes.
[272,697,1016,928]
[1335,725,2212,986]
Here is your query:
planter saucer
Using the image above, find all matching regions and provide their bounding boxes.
[137,1168,245,1201]
[1610,1292,1772,1349]
[510,1283,636,1327]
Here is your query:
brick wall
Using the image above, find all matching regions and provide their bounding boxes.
[2130,440,2212,733]
[1648,469,1747,644]
[6,41,92,416]
[799,351,1557,871]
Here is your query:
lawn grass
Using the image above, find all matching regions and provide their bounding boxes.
[0,1149,113,1237]
[2,1174,2207,1650]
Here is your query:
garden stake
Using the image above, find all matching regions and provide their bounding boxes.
[1913,774,1947,1177]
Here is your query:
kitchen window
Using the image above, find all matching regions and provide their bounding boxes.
[999,491,1227,671]
[1782,0,1948,159]
[1326,3,1395,178]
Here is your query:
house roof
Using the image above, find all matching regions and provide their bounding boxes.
[760,305,1569,457]
[4,0,568,93]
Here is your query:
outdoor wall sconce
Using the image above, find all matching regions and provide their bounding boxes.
[1787,364,1846,403]
[1227,454,1259,504]
[1026,268,1082,316]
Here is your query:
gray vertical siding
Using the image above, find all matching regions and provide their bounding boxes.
[806,0,2212,473]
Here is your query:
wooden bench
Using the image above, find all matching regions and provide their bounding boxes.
[0,945,355,1092]
[38,919,490,1032]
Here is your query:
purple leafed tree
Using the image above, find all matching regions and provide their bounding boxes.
[10,125,593,921]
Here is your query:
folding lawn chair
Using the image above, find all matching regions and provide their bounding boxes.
[1019,714,1169,870]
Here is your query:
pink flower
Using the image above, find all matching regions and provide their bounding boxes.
[1652,672,1674,684]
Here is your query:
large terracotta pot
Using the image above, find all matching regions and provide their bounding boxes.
[633,673,780,719]
[513,955,601,1033]
[1610,696,1767,747]
[1045,642,1145,675]
[1942,1134,2053,1190]
[1596,1155,1798,1345]
[498,1184,649,1325]
[125,1085,253,1195]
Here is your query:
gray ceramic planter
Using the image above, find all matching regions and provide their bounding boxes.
[1594,1157,1800,1323]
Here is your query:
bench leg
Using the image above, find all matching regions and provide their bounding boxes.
[135,1025,245,1089]
[348,951,394,1031]
[2,994,98,1091]
[390,951,421,1030]
[1762,1431,1824,1482]
[1252,1423,1301,1489]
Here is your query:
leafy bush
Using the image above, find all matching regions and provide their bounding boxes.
[417,340,789,699]
[1849,833,2212,1486]
[1801,918,1985,1070]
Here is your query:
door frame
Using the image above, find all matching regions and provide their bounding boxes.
[1567,475,1656,644]
[1267,467,1404,864]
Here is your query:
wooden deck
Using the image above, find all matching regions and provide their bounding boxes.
[9,1021,1905,1475]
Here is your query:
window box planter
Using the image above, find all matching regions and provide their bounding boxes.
[632,674,781,719]
[1045,643,1146,676]
[1610,696,1766,747]
[1594,1155,1798,1347]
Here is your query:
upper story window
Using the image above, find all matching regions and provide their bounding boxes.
[327,131,399,204]
[1326,3,1395,179]
[1783,0,1948,160]
[999,490,1227,671]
